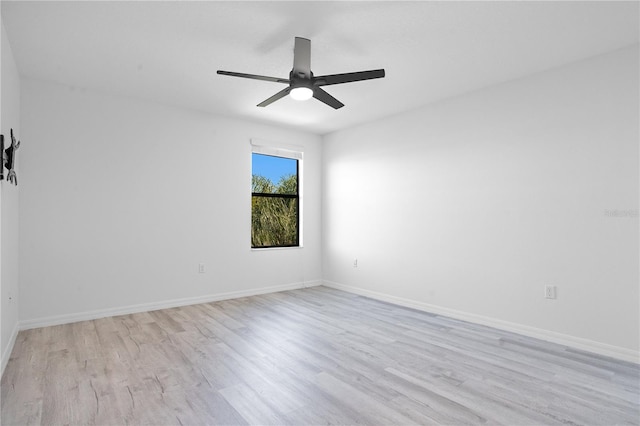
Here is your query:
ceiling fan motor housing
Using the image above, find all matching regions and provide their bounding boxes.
[290,70,314,91]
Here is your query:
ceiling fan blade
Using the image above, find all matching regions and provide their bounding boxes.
[293,37,311,79]
[313,88,344,109]
[257,87,291,107]
[315,69,385,86]
[217,70,289,84]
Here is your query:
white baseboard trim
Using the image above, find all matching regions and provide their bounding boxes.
[1,321,20,377]
[20,280,322,331]
[322,280,639,364]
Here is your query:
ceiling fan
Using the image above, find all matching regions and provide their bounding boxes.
[217,37,385,109]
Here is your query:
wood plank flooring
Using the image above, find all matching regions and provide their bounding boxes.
[2,286,639,425]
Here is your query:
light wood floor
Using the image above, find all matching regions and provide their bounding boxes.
[2,286,639,425]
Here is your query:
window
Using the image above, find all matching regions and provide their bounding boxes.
[251,152,300,248]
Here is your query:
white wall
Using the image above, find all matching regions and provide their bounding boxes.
[323,46,639,361]
[19,79,322,325]
[0,18,21,373]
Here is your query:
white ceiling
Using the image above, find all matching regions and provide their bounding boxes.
[2,1,638,135]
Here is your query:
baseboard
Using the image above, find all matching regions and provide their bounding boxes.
[20,280,322,331]
[322,280,639,364]
[1,321,20,377]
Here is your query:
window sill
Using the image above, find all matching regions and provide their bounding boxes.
[251,246,303,251]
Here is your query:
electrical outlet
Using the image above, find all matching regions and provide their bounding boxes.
[353,258,358,268]
[544,285,557,299]
[198,263,206,273]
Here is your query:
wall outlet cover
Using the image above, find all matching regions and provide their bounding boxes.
[544,285,557,299]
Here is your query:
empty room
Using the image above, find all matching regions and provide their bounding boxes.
[1,1,638,425]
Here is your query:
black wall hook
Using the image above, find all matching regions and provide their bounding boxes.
[4,128,20,185]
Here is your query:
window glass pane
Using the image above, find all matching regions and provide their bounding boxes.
[251,196,298,247]
[252,153,297,195]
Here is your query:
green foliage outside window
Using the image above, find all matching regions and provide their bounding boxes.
[251,173,299,247]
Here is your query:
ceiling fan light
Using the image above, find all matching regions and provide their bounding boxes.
[290,86,313,101]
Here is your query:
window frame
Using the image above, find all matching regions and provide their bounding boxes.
[250,148,303,249]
